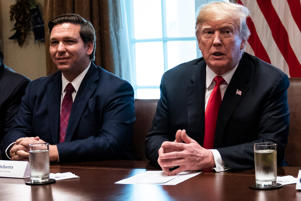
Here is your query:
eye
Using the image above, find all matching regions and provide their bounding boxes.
[50,40,58,46]
[204,30,214,34]
[64,39,77,45]
[221,28,233,37]
[202,29,214,38]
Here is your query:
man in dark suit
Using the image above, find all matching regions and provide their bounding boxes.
[0,50,29,144]
[146,1,289,175]
[1,14,135,162]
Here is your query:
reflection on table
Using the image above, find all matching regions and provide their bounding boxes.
[0,160,300,201]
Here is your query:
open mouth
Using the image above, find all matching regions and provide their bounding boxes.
[212,52,224,56]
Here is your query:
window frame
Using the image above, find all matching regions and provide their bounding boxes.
[126,0,221,98]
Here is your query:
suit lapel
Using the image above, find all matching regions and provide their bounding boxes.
[186,59,206,143]
[47,73,62,143]
[214,54,252,147]
[64,64,99,141]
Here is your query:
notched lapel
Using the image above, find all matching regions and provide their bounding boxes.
[214,56,252,147]
[65,65,99,142]
[186,61,206,143]
[48,74,62,144]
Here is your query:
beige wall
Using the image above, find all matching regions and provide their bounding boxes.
[0,0,46,80]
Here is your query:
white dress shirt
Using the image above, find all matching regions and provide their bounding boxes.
[61,62,91,105]
[205,65,238,172]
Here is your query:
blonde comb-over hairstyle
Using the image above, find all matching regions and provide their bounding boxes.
[195,1,250,41]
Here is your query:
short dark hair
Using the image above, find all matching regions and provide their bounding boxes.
[48,13,96,61]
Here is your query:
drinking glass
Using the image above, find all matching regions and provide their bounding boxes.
[254,142,277,188]
[28,142,50,183]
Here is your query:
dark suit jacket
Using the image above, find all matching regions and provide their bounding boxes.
[0,66,29,141]
[1,63,135,161]
[146,53,289,170]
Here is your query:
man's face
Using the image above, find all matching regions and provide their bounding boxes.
[196,19,245,75]
[49,23,93,80]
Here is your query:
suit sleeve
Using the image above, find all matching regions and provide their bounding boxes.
[2,78,29,136]
[57,81,136,161]
[145,74,171,164]
[1,79,32,159]
[218,73,290,169]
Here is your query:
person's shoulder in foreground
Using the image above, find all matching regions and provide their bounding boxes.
[0,55,30,142]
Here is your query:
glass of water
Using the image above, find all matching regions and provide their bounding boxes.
[28,142,50,183]
[254,142,277,188]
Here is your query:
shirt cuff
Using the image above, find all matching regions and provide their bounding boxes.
[210,149,227,172]
[5,142,16,160]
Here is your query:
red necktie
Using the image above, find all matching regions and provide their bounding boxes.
[60,83,75,143]
[203,76,224,149]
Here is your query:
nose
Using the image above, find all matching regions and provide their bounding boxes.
[213,32,222,46]
[57,42,66,52]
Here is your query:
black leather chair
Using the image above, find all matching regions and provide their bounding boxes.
[285,78,301,166]
[133,99,158,160]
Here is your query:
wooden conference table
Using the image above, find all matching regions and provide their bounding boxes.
[0,160,300,201]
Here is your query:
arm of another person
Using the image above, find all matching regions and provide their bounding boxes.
[1,80,35,159]
[2,78,29,135]
[218,73,290,169]
[56,81,136,162]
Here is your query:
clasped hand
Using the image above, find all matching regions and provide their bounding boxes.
[9,136,44,160]
[157,129,215,175]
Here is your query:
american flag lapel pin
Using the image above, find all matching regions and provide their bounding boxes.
[236,89,242,96]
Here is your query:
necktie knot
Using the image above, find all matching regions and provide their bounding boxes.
[214,76,225,87]
[65,83,75,95]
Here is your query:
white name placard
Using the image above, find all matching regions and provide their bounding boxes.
[0,160,30,178]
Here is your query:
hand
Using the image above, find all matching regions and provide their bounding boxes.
[10,136,42,160]
[158,129,215,175]
[49,145,59,162]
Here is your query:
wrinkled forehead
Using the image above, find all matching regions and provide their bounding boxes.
[196,6,242,30]
[200,19,238,31]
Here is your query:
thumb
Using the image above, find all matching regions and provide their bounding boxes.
[34,136,40,141]
[181,130,195,143]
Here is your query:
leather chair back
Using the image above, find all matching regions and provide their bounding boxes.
[286,78,301,166]
[133,99,158,160]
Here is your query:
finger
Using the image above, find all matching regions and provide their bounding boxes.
[34,136,40,140]
[162,142,185,153]
[161,167,171,175]
[158,153,175,174]
[17,150,29,158]
[175,130,182,142]
[15,137,29,145]
[11,149,29,160]
[38,139,45,143]
[15,138,24,144]
[18,138,39,147]
[167,166,186,176]
[10,144,27,154]
[160,152,184,161]
[159,156,184,168]
[180,130,196,144]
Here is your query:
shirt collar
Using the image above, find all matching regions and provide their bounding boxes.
[206,65,238,89]
[61,62,91,93]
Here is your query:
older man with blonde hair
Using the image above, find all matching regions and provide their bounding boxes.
[146,1,289,175]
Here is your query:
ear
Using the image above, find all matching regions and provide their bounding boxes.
[85,42,94,56]
[240,39,246,50]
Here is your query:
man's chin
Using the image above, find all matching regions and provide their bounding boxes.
[207,61,229,69]
[207,61,234,74]
[56,65,70,71]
